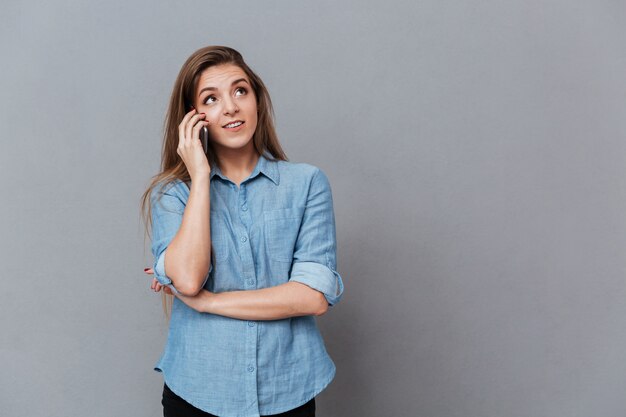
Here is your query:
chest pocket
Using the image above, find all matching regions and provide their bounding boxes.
[210,210,231,263]
[264,207,304,263]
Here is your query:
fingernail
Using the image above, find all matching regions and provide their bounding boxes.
[144,268,149,271]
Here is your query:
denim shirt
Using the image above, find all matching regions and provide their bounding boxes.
[149,152,345,417]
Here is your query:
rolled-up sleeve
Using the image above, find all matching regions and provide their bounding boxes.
[288,168,345,307]
[150,182,212,296]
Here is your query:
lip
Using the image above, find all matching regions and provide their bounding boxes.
[222,120,245,129]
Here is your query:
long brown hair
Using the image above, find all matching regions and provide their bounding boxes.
[140,46,288,320]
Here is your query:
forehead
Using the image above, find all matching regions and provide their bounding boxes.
[196,64,248,92]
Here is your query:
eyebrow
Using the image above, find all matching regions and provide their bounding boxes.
[198,78,249,97]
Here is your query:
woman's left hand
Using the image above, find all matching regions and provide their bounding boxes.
[143,267,214,313]
[144,267,173,294]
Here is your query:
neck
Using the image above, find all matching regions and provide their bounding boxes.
[215,144,260,184]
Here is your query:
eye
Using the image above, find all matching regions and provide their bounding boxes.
[235,87,247,96]
[203,95,217,105]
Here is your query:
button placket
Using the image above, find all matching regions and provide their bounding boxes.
[237,184,256,289]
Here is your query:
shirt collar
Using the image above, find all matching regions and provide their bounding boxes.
[210,152,280,186]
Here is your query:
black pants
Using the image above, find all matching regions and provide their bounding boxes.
[162,382,316,417]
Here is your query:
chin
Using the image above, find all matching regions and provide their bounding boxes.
[214,137,254,150]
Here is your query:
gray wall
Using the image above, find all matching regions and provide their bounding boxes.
[2,1,625,416]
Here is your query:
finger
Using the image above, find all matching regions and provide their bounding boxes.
[185,113,206,143]
[191,119,209,144]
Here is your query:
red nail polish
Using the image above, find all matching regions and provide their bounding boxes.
[144,267,149,271]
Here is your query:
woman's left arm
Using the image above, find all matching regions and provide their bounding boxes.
[185,282,327,319]
[146,270,327,319]
[144,268,328,320]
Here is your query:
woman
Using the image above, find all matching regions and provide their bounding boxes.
[140,46,344,417]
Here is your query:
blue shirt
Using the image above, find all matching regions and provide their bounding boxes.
[149,152,345,417]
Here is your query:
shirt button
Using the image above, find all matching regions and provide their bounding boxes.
[247,365,255,372]
[241,236,247,242]
[248,321,255,327]
[247,278,254,285]
[241,205,248,211]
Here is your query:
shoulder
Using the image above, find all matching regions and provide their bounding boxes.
[150,178,190,204]
[274,159,330,187]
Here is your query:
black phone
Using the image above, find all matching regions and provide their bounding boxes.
[185,101,210,155]
[199,125,209,155]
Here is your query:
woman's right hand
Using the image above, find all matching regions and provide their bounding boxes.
[177,107,211,180]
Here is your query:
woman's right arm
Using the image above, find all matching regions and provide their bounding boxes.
[162,175,211,296]
[153,108,213,296]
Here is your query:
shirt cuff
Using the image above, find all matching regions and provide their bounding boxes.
[154,251,213,295]
[289,261,345,306]
[154,250,181,296]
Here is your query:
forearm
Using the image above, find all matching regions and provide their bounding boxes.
[166,176,211,294]
[206,282,326,320]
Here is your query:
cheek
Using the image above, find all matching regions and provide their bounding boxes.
[204,108,221,123]
[246,103,259,127]
[248,111,258,128]
[204,111,222,135]
[207,124,223,139]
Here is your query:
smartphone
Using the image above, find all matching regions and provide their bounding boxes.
[199,125,209,155]
[186,101,210,155]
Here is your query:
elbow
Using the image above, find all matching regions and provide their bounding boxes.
[312,292,329,316]
[175,283,202,297]
[163,249,210,297]
[169,270,207,297]
[288,281,330,316]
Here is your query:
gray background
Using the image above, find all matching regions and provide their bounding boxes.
[1,1,625,416]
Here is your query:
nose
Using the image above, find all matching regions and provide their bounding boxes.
[223,96,239,116]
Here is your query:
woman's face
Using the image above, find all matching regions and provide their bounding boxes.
[193,63,258,153]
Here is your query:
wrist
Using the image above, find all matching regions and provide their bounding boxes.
[191,174,211,187]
